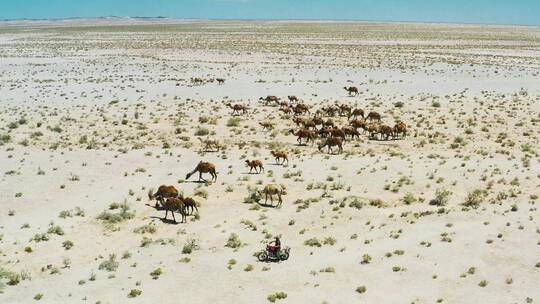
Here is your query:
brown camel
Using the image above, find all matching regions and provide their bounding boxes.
[226,103,248,116]
[330,128,346,141]
[293,117,307,126]
[259,95,280,106]
[291,129,316,145]
[185,161,217,182]
[318,126,332,138]
[301,119,317,130]
[350,118,368,133]
[191,77,204,85]
[367,124,380,139]
[245,159,264,174]
[323,118,335,128]
[259,121,274,131]
[338,104,352,117]
[271,150,289,165]
[366,111,382,122]
[148,185,179,208]
[312,115,324,128]
[280,106,292,115]
[292,105,309,116]
[322,105,338,117]
[379,125,394,141]
[393,122,407,139]
[342,126,361,140]
[288,95,299,103]
[198,137,220,152]
[318,137,343,154]
[179,195,199,215]
[162,197,187,223]
[261,184,284,207]
[344,86,359,96]
[349,108,365,120]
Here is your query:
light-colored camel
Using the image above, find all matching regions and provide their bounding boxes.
[271,150,289,165]
[198,137,220,152]
[226,103,248,115]
[261,184,285,207]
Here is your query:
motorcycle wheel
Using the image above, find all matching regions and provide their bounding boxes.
[258,252,268,262]
[280,251,289,261]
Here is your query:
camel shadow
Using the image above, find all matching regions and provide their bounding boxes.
[149,216,182,225]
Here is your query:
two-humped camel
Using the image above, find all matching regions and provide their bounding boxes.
[270,150,289,165]
[245,159,264,174]
[318,137,343,154]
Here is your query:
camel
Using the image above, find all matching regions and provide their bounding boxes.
[350,118,368,133]
[293,117,307,126]
[367,123,380,139]
[393,122,407,139]
[379,125,394,141]
[191,77,204,85]
[261,184,285,207]
[349,108,365,120]
[323,118,335,128]
[366,111,382,122]
[259,121,274,131]
[270,150,289,165]
[342,126,361,140]
[318,126,332,138]
[162,197,187,223]
[288,95,299,103]
[216,78,225,85]
[344,86,359,96]
[330,128,347,141]
[179,195,199,215]
[198,137,220,152]
[278,101,289,109]
[259,95,280,106]
[148,185,178,208]
[245,159,264,174]
[291,129,316,145]
[280,106,292,115]
[318,137,343,154]
[301,119,317,130]
[292,104,310,116]
[322,105,338,117]
[226,103,248,116]
[312,115,324,128]
[338,104,352,117]
[185,161,217,182]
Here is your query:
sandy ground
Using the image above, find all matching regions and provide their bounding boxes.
[0,20,539,304]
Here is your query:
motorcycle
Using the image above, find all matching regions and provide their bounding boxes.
[258,246,290,262]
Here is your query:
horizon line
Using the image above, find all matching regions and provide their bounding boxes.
[1,16,539,28]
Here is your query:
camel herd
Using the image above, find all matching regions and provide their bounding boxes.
[149,84,408,223]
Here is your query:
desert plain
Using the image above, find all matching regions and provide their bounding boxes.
[0,19,539,303]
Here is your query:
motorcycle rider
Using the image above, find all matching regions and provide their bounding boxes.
[267,236,281,257]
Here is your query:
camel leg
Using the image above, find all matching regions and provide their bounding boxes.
[265,193,269,205]
[171,210,177,223]
[277,193,282,207]
[164,209,169,221]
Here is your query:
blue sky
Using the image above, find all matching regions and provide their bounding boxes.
[1,0,539,26]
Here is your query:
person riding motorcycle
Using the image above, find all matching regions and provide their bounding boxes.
[266,237,281,257]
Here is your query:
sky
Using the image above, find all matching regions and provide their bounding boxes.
[1,0,539,26]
